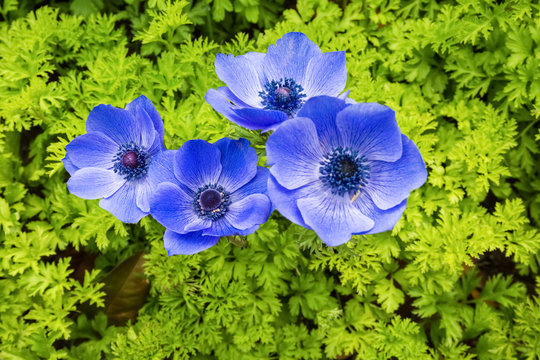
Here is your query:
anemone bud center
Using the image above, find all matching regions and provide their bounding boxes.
[199,189,222,211]
[275,86,292,99]
[121,150,139,169]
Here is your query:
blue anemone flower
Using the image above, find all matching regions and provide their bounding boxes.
[204,32,348,132]
[149,138,272,255]
[266,96,427,246]
[63,95,166,223]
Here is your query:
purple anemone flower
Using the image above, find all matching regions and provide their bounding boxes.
[204,32,347,132]
[266,96,427,246]
[149,138,272,255]
[63,95,166,223]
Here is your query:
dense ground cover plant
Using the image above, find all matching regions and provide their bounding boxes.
[1,0,539,359]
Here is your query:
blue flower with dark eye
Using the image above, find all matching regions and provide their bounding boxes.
[149,138,272,255]
[63,95,166,223]
[266,96,427,246]
[204,32,348,132]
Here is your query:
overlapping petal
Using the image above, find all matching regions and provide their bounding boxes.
[99,182,146,223]
[297,183,374,246]
[303,51,347,98]
[215,52,265,107]
[336,102,402,162]
[266,117,323,190]
[86,105,151,147]
[67,168,125,200]
[65,132,118,169]
[174,140,222,192]
[215,138,258,192]
[262,32,322,84]
[125,94,165,142]
[364,135,427,210]
[150,182,210,234]
[163,229,219,256]
[296,96,348,151]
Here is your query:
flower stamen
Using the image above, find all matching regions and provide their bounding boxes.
[259,78,306,116]
[319,147,370,197]
[113,142,150,181]
[193,184,231,220]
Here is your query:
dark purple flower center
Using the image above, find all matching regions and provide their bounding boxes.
[259,78,306,116]
[319,147,370,197]
[199,189,222,211]
[122,151,139,169]
[113,142,150,181]
[193,184,231,220]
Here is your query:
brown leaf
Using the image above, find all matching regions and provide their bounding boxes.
[101,251,150,326]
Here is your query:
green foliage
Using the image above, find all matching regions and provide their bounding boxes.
[1,0,539,359]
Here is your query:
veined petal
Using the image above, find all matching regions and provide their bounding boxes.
[65,131,117,169]
[266,117,323,190]
[297,183,374,246]
[67,167,125,199]
[233,107,288,131]
[174,140,222,192]
[215,52,265,107]
[303,51,347,98]
[226,193,271,231]
[364,135,427,210]
[231,167,270,201]
[336,102,403,162]
[99,182,147,223]
[354,195,407,235]
[125,95,165,142]
[267,175,310,229]
[262,32,322,85]
[145,150,178,190]
[62,153,80,176]
[86,105,142,146]
[215,138,257,193]
[163,229,219,256]
[296,96,349,151]
[135,177,153,213]
[150,182,211,234]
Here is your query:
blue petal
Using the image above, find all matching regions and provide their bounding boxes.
[125,95,165,143]
[174,140,222,192]
[296,96,349,151]
[65,132,117,169]
[134,177,153,213]
[267,175,310,229]
[163,229,219,256]
[262,32,322,85]
[231,167,270,200]
[62,153,80,175]
[86,104,155,148]
[205,88,255,129]
[296,182,374,246]
[226,193,272,231]
[214,138,257,193]
[364,135,427,210]
[303,51,347,98]
[145,150,178,190]
[67,167,125,199]
[336,102,403,162]
[150,182,211,234]
[354,195,407,235]
[266,117,323,190]
[215,52,266,107]
[99,182,147,223]
[233,107,288,131]
[202,194,271,237]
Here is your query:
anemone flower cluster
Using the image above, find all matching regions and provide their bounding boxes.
[64,32,427,255]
